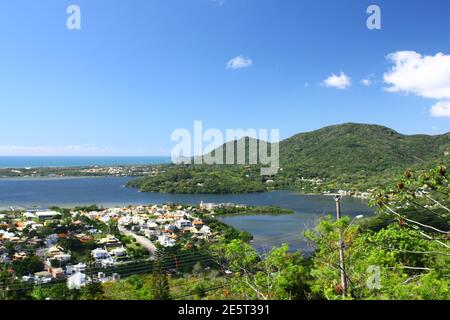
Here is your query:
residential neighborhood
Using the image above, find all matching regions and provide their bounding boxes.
[0,165,165,179]
[0,203,227,291]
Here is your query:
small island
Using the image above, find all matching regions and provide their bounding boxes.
[197,202,294,216]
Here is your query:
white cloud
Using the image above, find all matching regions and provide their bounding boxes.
[322,72,351,89]
[384,51,450,99]
[226,55,253,70]
[361,74,375,86]
[383,51,450,117]
[430,101,450,118]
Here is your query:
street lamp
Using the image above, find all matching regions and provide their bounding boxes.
[344,215,364,234]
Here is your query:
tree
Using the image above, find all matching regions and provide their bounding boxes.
[0,266,13,300]
[211,239,309,300]
[305,216,450,300]
[80,256,104,300]
[2,279,33,300]
[102,275,153,300]
[149,248,171,300]
[81,282,104,300]
[12,256,44,277]
[370,165,449,234]
[32,283,81,300]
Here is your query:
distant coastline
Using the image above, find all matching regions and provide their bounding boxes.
[0,176,111,181]
[0,156,171,169]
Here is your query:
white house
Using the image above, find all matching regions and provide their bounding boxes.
[157,234,176,247]
[146,221,158,229]
[199,225,211,235]
[100,258,115,268]
[22,275,35,283]
[23,212,37,219]
[67,272,88,290]
[112,273,121,281]
[118,216,132,225]
[91,248,111,260]
[110,247,127,257]
[34,271,53,284]
[30,223,44,230]
[53,253,71,263]
[100,216,111,223]
[36,211,61,220]
[97,272,121,283]
[199,202,221,210]
[84,211,97,219]
[176,219,192,229]
[0,230,15,240]
[66,263,87,275]
[74,263,87,273]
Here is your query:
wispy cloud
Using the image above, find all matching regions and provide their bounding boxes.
[211,0,226,5]
[361,74,376,86]
[322,72,351,89]
[0,144,117,156]
[0,145,171,156]
[383,51,450,117]
[226,55,253,70]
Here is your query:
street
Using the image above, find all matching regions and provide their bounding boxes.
[118,225,157,256]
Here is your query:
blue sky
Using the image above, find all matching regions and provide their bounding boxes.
[0,0,449,156]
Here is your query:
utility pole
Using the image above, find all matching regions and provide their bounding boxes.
[174,255,179,272]
[334,195,348,296]
[88,255,95,285]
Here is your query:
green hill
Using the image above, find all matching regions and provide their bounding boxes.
[129,123,449,193]
[278,123,449,184]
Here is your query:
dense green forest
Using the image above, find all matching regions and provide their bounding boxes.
[210,205,294,216]
[127,164,268,194]
[280,123,449,179]
[129,123,450,194]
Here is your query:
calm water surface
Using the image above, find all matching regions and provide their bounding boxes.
[0,177,374,251]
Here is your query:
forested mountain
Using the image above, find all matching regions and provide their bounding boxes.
[278,123,449,187]
[130,123,449,193]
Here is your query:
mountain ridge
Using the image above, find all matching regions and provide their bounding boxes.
[130,123,449,194]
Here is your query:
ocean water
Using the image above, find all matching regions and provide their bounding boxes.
[0,176,375,252]
[0,156,171,168]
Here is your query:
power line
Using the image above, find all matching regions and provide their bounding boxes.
[1,254,219,292]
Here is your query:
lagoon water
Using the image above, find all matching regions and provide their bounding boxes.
[0,176,375,251]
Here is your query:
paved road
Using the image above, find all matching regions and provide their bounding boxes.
[118,225,157,256]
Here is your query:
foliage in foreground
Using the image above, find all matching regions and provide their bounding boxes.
[306,218,449,300]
